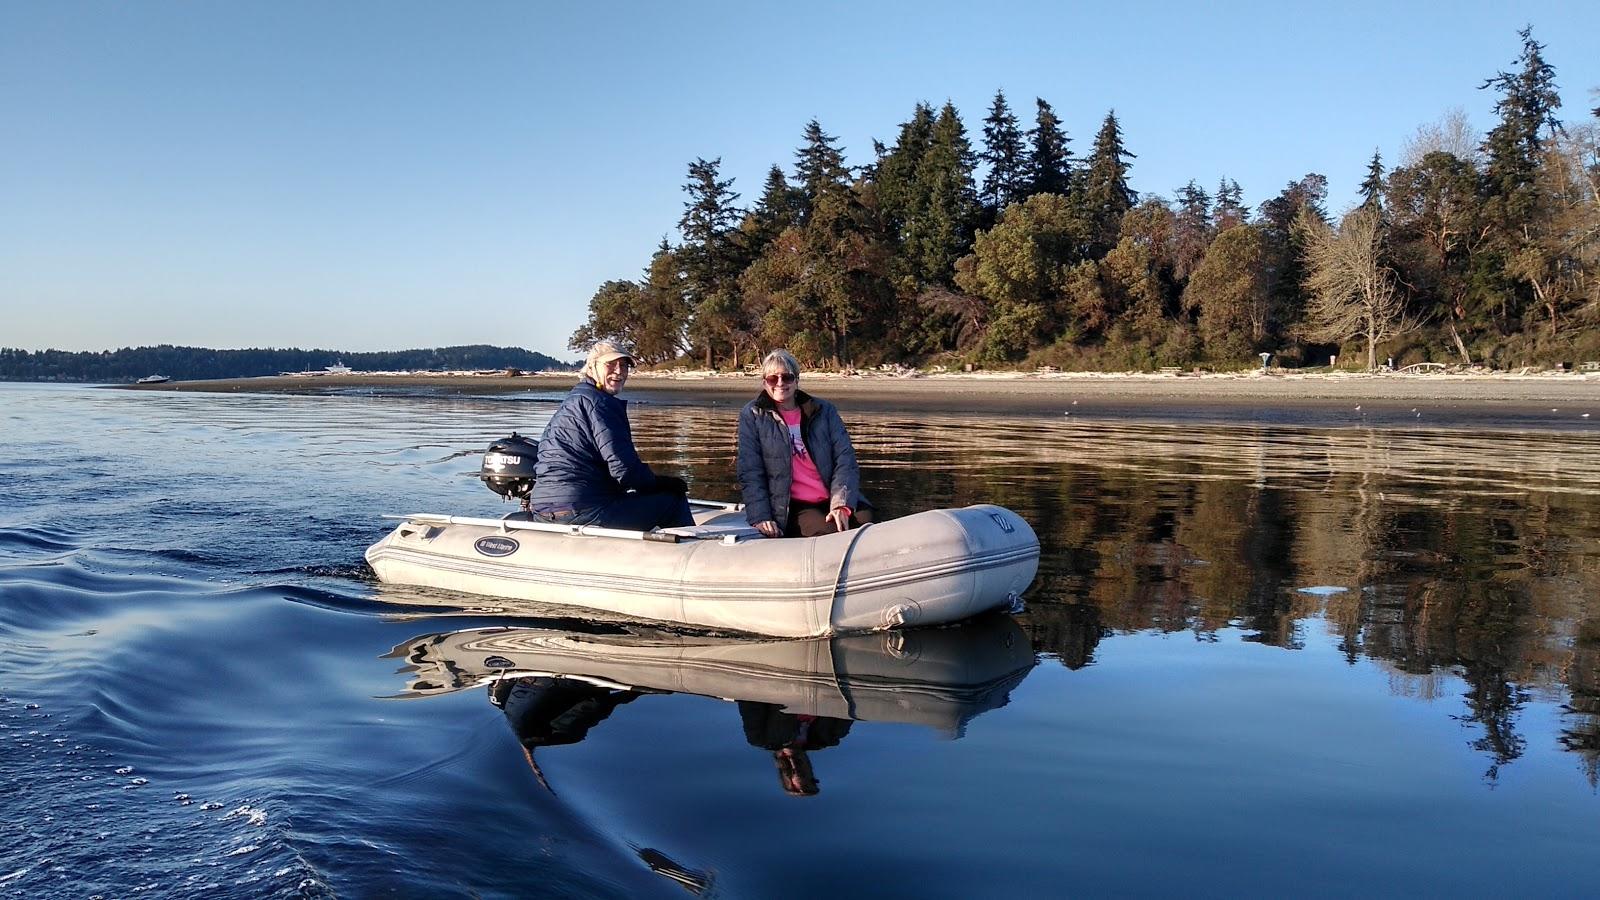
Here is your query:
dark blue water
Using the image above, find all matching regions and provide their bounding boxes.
[3,382,1598,898]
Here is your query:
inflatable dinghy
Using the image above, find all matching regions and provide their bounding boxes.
[366,502,1039,637]
[364,433,1040,637]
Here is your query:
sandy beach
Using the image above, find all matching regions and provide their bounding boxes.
[120,368,1600,429]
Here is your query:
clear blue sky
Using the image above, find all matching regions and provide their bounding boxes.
[3,1,1596,359]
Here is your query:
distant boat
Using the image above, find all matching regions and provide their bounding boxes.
[136,374,171,384]
[324,361,352,375]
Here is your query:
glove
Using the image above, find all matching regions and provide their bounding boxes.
[649,474,689,495]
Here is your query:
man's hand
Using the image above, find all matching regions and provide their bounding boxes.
[650,474,689,495]
[755,519,781,538]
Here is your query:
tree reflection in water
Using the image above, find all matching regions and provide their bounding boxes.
[639,409,1600,783]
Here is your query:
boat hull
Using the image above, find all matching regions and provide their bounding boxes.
[365,504,1040,637]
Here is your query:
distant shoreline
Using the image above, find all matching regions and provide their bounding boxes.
[115,369,1600,429]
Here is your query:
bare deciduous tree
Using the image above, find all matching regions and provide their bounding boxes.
[1400,107,1482,168]
[1300,208,1411,370]
[1519,128,1600,329]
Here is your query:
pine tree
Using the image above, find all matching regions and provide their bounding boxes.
[743,120,892,365]
[1214,178,1248,231]
[1026,98,1072,198]
[748,164,804,250]
[1257,174,1329,346]
[1480,27,1562,213]
[1358,149,1385,215]
[637,239,691,362]
[677,158,747,366]
[679,157,742,253]
[1081,111,1139,258]
[874,102,937,249]
[1173,181,1214,282]
[910,101,980,287]
[979,89,1027,216]
[1475,27,1564,333]
[794,119,852,222]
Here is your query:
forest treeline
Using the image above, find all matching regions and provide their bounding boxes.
[574,29,1599,372]
[0,345,571,383]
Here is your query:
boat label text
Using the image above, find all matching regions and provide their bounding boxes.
[474,536,520,557]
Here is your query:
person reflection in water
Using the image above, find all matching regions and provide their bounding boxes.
[490,675,713,894]
[738,701,853,796]
[490,675,642,786]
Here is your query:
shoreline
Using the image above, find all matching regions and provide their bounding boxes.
[116,369,1600,429]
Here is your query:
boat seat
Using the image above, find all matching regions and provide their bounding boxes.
[656,523,764,543]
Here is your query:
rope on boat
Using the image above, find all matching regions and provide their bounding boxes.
[825,523,872,633]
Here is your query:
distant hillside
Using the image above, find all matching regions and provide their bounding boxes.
[0,345,577,383]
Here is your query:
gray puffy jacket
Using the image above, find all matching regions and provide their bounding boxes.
[736,390,863,528]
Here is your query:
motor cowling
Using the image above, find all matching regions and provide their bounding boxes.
[480,433,539,501]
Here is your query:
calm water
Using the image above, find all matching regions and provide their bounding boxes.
[2,382,1598,898]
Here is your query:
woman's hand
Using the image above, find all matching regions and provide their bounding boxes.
[755,520,781,538]
[828,506,853,532]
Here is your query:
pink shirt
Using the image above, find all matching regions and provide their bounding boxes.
[781,407,830,504]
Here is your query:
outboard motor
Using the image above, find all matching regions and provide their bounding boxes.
[480,433,539,511]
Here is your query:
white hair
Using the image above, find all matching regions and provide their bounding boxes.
[761,349,801,376]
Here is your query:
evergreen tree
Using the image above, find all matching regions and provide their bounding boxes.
[1259,174,1328,231]
[874,102,938,260]
[636,239,691,362]
[1173,181,1214,282]
[1026,98,1073,198]
[1214,178,1248,231]
[677,158,747,366]
[910,101,980,287]
[1358,149,1386,215]
[794,119,852,222]
[678,157,742,254]
[979,89,1027,216]
[747,164,804,251]
[1476,27,1564,333]
[744,121,893,365]
[572,241,688,363]
[1257,174,1330,346]
[1385,150,1482,358]
[1081,111,1139,258]
[954,193,1091,359]
[1183,224,1271,361]
[1480,27,1562,214]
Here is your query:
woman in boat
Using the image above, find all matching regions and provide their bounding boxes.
[528,340,693,531]
[736,349,872,538]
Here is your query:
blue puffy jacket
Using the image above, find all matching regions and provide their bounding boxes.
[529,377,660,510]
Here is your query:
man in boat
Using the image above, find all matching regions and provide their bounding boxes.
[736,349,872,538]
[528,340,694,531]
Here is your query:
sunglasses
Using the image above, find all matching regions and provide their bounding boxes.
[763,372,797,386]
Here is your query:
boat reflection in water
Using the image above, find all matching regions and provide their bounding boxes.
[388,612,1036,792]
